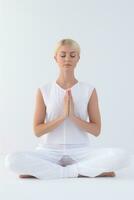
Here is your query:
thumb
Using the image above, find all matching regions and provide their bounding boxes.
[67,89,71,96]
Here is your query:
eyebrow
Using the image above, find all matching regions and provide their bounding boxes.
[60,51,76,53]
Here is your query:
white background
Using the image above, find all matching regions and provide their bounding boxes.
[0,0,134,154]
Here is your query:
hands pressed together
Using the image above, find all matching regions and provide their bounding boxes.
[63,89,75,119]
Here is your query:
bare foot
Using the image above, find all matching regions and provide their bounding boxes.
[78,174,89,178]
[95,171,116,177]
[19,174,38,179]
[78,171,116,178]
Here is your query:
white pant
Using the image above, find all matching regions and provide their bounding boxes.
[4,146,131,180]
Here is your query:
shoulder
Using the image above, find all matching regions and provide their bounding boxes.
[39,82,52,90]
[79,81,96,103]
[80,81,95,92]
[38,82,53,95]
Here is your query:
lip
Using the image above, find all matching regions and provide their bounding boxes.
[64,64,72,66]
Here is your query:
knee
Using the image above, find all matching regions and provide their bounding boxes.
[4,152,25,171]
[109,148,130,164]
[110,148,128,158]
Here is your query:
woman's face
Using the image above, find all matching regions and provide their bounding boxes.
[54,45,80,70]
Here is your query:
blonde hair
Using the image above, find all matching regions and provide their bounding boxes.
[54,38,81,56]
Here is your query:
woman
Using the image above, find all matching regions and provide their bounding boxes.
[5,39,130,179]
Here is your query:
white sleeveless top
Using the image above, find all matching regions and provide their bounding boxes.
[37,80,95,149]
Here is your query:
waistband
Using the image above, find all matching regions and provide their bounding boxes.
[36,143,90,150]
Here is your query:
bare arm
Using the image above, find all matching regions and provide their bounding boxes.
[33,88,66,137]
[70,89,101,137]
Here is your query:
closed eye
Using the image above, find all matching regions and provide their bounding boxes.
[60,55,76,57]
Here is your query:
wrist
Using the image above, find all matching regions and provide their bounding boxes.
[60,115,66,121]
[69,114,75,120]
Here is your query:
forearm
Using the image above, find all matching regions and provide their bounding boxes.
[34,116,65,137]
[70,115,101,137]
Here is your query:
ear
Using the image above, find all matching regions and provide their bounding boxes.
[77,55,80,62]
[54,55,57,62]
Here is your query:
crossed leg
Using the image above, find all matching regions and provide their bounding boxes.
[76,147,130,178]
[5,151,64,179]
[5,147,130,179]
[4,151,78,179]
[19,147,122,179]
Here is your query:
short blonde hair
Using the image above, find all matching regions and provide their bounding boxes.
[54,38,81,56]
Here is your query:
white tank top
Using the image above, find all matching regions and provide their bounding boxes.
[37,80,95,149]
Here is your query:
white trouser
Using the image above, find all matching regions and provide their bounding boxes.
[4,146,131,180]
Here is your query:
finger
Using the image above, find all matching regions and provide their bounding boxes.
[67,90,71,96]
[65,91,69,98]
[69,92,72,99]
[65,90,68,95]
[70,95,73,103]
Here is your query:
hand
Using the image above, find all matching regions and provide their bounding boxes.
[63,90,69,119]
[67,90,75,118]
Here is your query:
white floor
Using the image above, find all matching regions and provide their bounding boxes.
[0,154,134,200]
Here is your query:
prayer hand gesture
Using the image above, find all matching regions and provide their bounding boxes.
[63,89,74,119]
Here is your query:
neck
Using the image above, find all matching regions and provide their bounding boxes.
[56,74,77,85]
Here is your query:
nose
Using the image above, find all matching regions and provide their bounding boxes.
[65,55,71,61]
